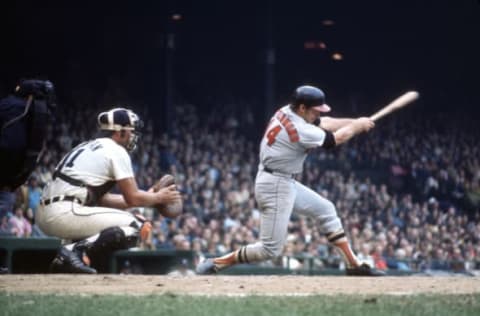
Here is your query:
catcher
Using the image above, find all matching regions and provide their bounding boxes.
[37,107,182,273]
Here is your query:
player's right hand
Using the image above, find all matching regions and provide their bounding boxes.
[155,184,181,205]
[355,117,375,132]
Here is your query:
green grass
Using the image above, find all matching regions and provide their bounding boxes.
[1,293,479,316]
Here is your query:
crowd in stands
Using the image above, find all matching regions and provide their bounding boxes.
[1,99,479,274]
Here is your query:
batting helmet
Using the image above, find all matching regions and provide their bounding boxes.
[97,108,143,152]
[291,85,331,112]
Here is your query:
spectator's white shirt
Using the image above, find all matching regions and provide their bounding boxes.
[357,253,375,268]
[42,137,134,201]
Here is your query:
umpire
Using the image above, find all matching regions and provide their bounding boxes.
[0,79,57,220]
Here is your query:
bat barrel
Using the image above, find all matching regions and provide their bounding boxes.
[370,91,419,122]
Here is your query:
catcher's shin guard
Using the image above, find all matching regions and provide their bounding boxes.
[83,226,138,273]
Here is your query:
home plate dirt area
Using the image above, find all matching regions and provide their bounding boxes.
[1,275,479,296]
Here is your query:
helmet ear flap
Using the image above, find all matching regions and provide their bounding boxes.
[97,112,109,126]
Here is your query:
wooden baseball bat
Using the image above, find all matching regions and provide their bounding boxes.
[370,91,419,122]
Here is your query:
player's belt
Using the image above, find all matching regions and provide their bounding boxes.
[263,167,295,178]
[41,195,82,206]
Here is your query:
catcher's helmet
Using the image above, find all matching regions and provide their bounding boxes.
[97,108,143,152]
[292,85,331,112]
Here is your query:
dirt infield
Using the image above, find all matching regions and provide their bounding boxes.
[1,275,479,296]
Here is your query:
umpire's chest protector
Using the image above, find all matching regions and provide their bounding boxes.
[0,95,50,186]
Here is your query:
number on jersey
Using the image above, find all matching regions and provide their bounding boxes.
[264,111,299,146]
[56,140,104,171]
[266,125,282,146]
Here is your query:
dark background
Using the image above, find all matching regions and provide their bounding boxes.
[0,0,479,124]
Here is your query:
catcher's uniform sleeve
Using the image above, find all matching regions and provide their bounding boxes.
[110,146,135,180]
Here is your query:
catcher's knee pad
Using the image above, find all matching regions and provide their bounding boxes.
[85,226,138,272]
[88,226,138,254]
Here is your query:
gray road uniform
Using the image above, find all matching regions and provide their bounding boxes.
[196,85,385,276]
[37,137,141,241]
[246,105,341,261]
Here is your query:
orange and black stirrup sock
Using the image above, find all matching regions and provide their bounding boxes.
[213,246,249,270]
[327,231,361,269]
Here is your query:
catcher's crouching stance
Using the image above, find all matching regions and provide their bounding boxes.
[37,108,182,273]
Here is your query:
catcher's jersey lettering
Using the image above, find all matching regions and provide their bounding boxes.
[65,148,85,168]
[57,141,105,171]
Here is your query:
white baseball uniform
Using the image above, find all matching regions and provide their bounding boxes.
[244,105,342,262]
[36,137,140,240]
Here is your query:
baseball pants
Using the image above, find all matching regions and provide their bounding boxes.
[36,201,139,241]
[244,170,342,262]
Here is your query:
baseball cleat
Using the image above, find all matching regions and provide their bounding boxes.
[346,263,386,276]
[50,247,97,274]
[195,258,218,275]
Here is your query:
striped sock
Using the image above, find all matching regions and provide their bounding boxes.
[213,246,249,270]
[327,231,360,269]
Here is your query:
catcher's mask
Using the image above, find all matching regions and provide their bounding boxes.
[97,108,144,152]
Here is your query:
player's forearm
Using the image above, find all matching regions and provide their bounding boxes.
[98,193,129,209]
[98,191,157,209]
[116,177,164,207]
[333,121,363,145]
[122,190,161,208]
[319,117,355,132]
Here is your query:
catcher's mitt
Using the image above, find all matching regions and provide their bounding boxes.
[152,174,183,218]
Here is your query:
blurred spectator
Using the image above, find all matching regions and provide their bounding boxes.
[429,248,450,270]
[27,177,42,217]
[282,239,303,270]
[357,243,375,268]
[8,206,32,237]
[371,244,388,271]
[0,213,13,236]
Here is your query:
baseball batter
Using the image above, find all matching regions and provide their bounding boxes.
[196,85,385,276]
[36,107,180,273]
